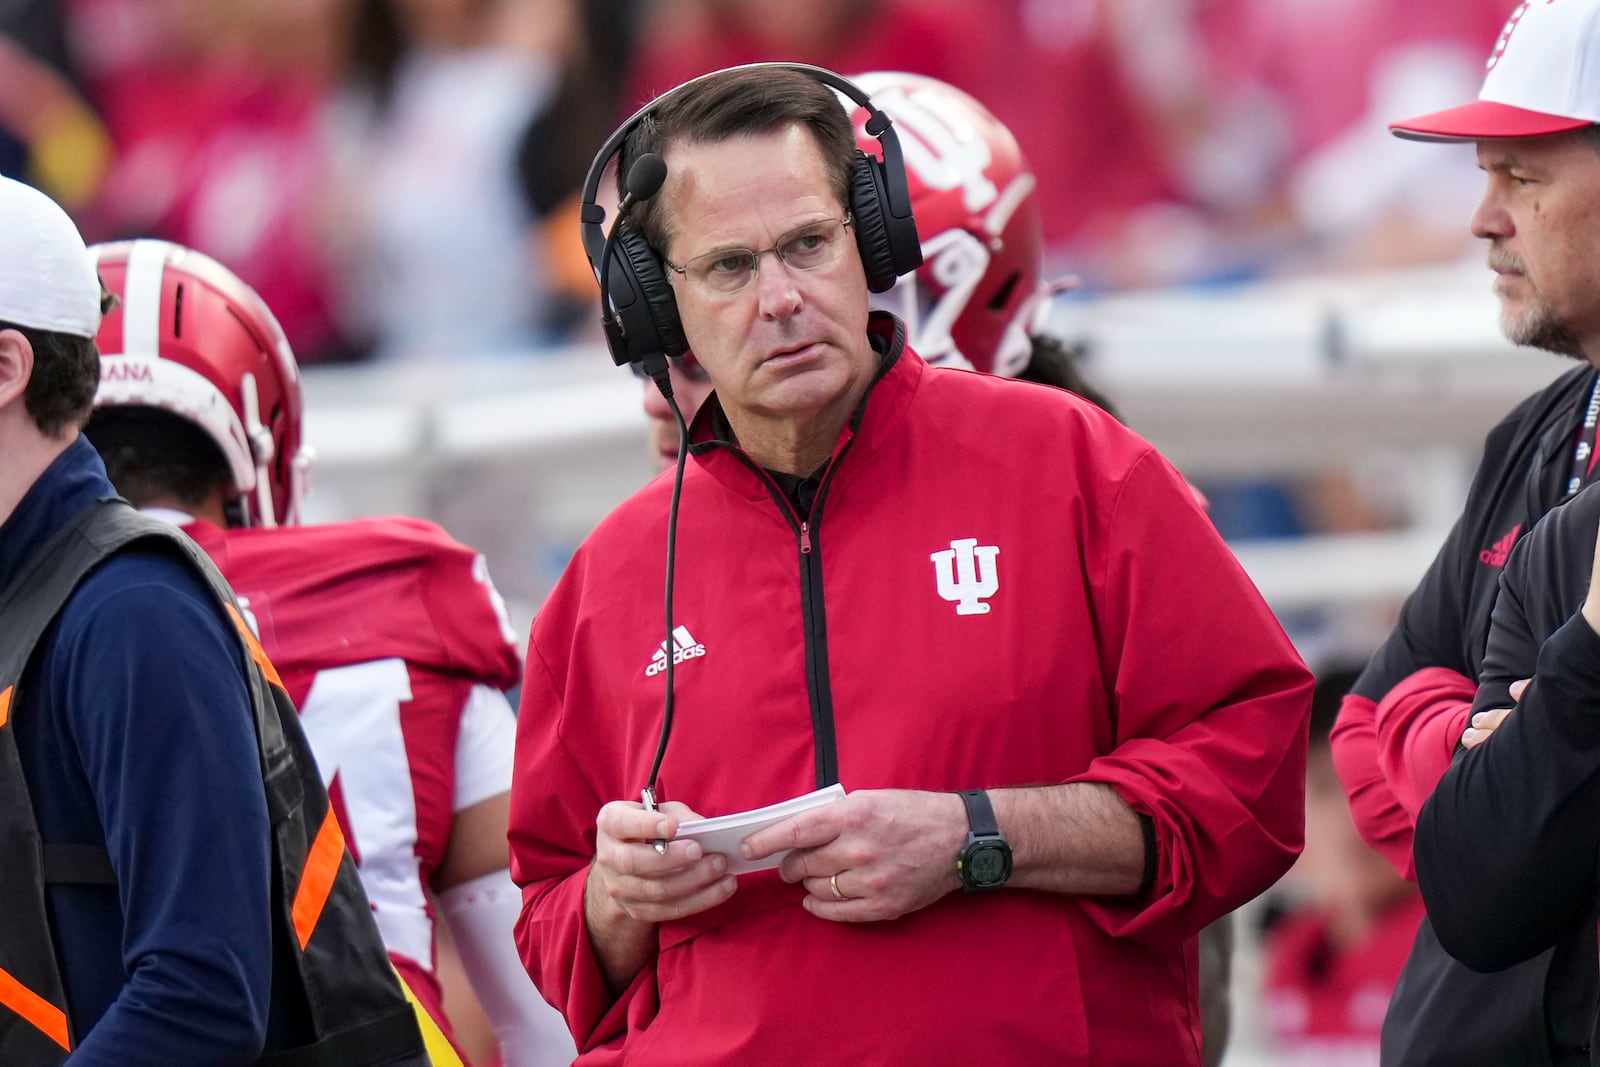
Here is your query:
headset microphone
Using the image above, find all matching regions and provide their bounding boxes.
[598,153,672,395]
[624,152,669,205]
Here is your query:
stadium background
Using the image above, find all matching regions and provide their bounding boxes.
[2,1,1544,1061]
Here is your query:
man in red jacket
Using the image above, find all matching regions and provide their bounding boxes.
[510,63,1312,1064]
[632,67,1235,1066]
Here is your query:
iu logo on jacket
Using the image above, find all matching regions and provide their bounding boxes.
[931,538,1000,615]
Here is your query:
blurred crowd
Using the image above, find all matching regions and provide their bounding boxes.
[1,0,1514,366]
[2,4,1536,1065]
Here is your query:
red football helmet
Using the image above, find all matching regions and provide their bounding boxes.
[850,71,1050,377]
[92,239,312,527]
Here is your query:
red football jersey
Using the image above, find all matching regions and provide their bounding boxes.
[184,515,522,1028]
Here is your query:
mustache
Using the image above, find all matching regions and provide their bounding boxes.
[1487,248,1526,274]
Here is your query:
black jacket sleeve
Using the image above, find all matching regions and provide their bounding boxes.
[1352,371,1589,705]
[1473,486,1596,717]
[1334,416,1520,872]
[1417,485,1600,973]
[1351,517,1474,703]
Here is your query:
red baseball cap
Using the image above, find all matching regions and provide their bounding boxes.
[1391,0,1600,143]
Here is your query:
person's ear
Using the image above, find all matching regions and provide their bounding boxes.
[0,328,35,411]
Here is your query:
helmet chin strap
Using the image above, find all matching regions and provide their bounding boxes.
[239,372,278,528]
[285,445,315,527]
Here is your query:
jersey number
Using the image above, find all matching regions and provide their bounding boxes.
[297,659,433,969]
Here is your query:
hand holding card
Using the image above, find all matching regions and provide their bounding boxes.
[673,784,847,874]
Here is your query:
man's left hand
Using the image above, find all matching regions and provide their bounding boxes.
[739,789,966,923]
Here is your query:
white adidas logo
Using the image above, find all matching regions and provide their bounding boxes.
[645,626,706,677]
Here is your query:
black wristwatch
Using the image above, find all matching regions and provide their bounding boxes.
[956,789,1012,892]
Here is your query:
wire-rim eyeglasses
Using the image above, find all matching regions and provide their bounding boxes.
[664,214,854,295]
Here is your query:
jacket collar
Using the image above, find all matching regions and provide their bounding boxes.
[0,436,118,595]
[687,312,925,502]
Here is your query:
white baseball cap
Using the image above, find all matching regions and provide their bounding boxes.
[1391,0,1600,142]
[0,177,102,338]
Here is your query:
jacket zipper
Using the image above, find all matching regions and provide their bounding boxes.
[724,446,846,788]
[799,474,840,788]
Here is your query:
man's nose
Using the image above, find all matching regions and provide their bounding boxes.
[755,253,803,318]
[1470,182,1510,241]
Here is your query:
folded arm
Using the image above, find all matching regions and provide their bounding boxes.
[1333,515,1480,879]
[1418,493,1600,971]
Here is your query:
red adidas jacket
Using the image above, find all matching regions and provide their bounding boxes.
[509,323,1311,1065]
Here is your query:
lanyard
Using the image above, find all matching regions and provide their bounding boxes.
[1567,374,1600,500]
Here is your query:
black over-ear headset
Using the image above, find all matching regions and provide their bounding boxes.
[578,62,924,379]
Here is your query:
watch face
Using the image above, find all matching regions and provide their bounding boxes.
[964,841,1012,888]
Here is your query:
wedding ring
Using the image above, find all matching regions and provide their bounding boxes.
[829,873,846,900]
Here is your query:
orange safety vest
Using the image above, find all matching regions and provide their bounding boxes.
[0,498,434,1065]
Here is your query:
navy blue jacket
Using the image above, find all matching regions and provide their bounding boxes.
[1,437,273,1064]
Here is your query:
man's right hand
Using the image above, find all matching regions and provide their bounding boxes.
[584,800,737,993]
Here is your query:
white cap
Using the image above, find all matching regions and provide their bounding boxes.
[0,177,102,338]
[1391,0,1600,142]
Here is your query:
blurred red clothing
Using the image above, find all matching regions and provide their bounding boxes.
[68,0,347,361]
[622,0,977,113]
[1201,0,1516,165]
[623,0,1183,253]
[1263,892,1427,1063]
[952,0,1182,250]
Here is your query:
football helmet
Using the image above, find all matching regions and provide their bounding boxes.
[92,239,312,527]
[850,71,1050,377]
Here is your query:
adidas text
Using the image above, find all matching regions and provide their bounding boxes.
[646,643,706,676]
[646,626,707,676]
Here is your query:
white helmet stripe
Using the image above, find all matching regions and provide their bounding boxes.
[985,173,1036,239]
[122,240,168,359]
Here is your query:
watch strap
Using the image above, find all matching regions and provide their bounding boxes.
[958,788,999,837]
[1136,813,1158,897]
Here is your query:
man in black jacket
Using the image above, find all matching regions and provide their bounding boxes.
[1331,0,1600,1062]
[1416,453,1600,1057]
